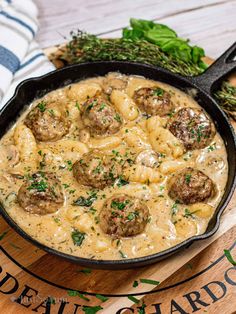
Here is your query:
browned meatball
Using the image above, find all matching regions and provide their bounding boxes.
[99,194,150,237]
[133,87,174,116]
[102,73,128,95]
[18,172,64,214]
[25,101,70,142]
[168,167,215,204]
[81,94,122,136]
[168,108,215,150]
[73,150,122,189]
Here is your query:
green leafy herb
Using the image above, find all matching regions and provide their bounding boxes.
[207,143,216,152]
[128,295,140,304]
[67,290,90,301]
[224,249,236,266]
[133,280,139,287]
[119,250,127,258]
[171,201,179,216]
[0,230,8,241]
[27,179,48,192]
[153,88,164,96]
[95,294,109,302]
[80,268,92,275]
[114,113,122,122]
[111,199,129,210]
[185,174,192,184]
[183,208,196,218]
[117,176,129,187]
[138,302,147,314]
[82,306,103,314]
[98,103,106,112]
[71,230,86,246]
[73,192,97,207]
[123,18,206,70]
[75,101,81,111]
[140,278,160,285]
[215,81,236,113]
[37,101,47,112]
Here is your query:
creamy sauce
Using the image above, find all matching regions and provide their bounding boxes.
[0,73,228,260]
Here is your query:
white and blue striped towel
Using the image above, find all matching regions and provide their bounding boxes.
[0,0,55,108]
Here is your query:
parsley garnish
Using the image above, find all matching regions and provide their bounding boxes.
[27,179,48,192]
[95,294,109,302]
[207,143,216,152]
[153,88,164,96]
[82,306,103,314]
[73,192,97,207]
[224,249,236,266]
[185,174,192,184]
[140,278,160,285]
[119,250,127,258]
[133,280,139,288]
[111,199,129,210]
[80,268,92,275]
[37,101,47,112]
[75,101,81,111]
[71,230,86,246]
[171,201,179,216]
[98,103,106,112]
[128,296,140,304]
[114,113,122,122]
[67,290,90,301]
[0,230,8,241]
[138,302,147,314]
[117,176,129,187]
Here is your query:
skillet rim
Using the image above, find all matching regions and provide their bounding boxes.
[0,61,235,269]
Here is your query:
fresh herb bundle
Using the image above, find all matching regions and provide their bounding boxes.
[59,21,236,118]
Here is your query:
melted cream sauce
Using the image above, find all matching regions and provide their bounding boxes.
[0,74,228,260]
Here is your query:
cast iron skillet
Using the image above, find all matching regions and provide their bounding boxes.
[0,43,236,269]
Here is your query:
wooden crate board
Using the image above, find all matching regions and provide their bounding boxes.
[0,46,235,314]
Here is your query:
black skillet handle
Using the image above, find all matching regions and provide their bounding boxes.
[190,42,236,95]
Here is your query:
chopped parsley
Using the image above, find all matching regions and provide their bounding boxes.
[183,208,196,218]
[75,101,81,111]
[224,249,236,266]
[171,201,179,216]
[114,113,122,123]
[127,211,139,221]
[153,88,164,96]
[27,179,48,192]
[185,174,192,184]
[119,250,127,258]
[207,143,216,152]
[67,290,90,301]
[66,160,73,171]
[117,175,129,187]
[95,294,109,302]
[71,230,86,246]
[0,230,8,241]
[140,278,160,285]
[111,199,129,210]
[80,268,92,275]
[98,103,106,112]
[37,101,47,112]
[128,296,140,304]
[133,280,139,288]
[73,192,97,207]
[138,302,147,314]
[82,305,103,314]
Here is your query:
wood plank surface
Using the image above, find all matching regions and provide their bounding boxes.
[35,0,236,58]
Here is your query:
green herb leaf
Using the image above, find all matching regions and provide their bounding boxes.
[117,176,129,187]
[67,290,90,301]
[128,295,140,304]
[37,101,47,112]
[0,231,8,241]
[82,306,103,314]
[80,268,92,275]
[138,302,147,314]
[73,193,97,207]
[140,278,160,285]
[95,294,109,302]
[71,230,86,246]
[133,280,139,288]
[224,249,236,266]
[119,250,127,259]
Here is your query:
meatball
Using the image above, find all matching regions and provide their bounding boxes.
[25,101,70,142]
[168,108,215,150]
[18,171,64,215]
[99,194,150,237]
[73,150,122,189]
[81,94,122,136]
[102,72,128,95]
[133,87,174,116]
[168,167,215,204]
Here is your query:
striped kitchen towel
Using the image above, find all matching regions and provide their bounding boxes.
[0,0,55,108]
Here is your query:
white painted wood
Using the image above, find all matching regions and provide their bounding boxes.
[35,0,236,58]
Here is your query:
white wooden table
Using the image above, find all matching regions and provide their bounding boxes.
[35,0,236,59]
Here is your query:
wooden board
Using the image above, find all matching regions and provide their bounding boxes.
[0,49,236,314]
